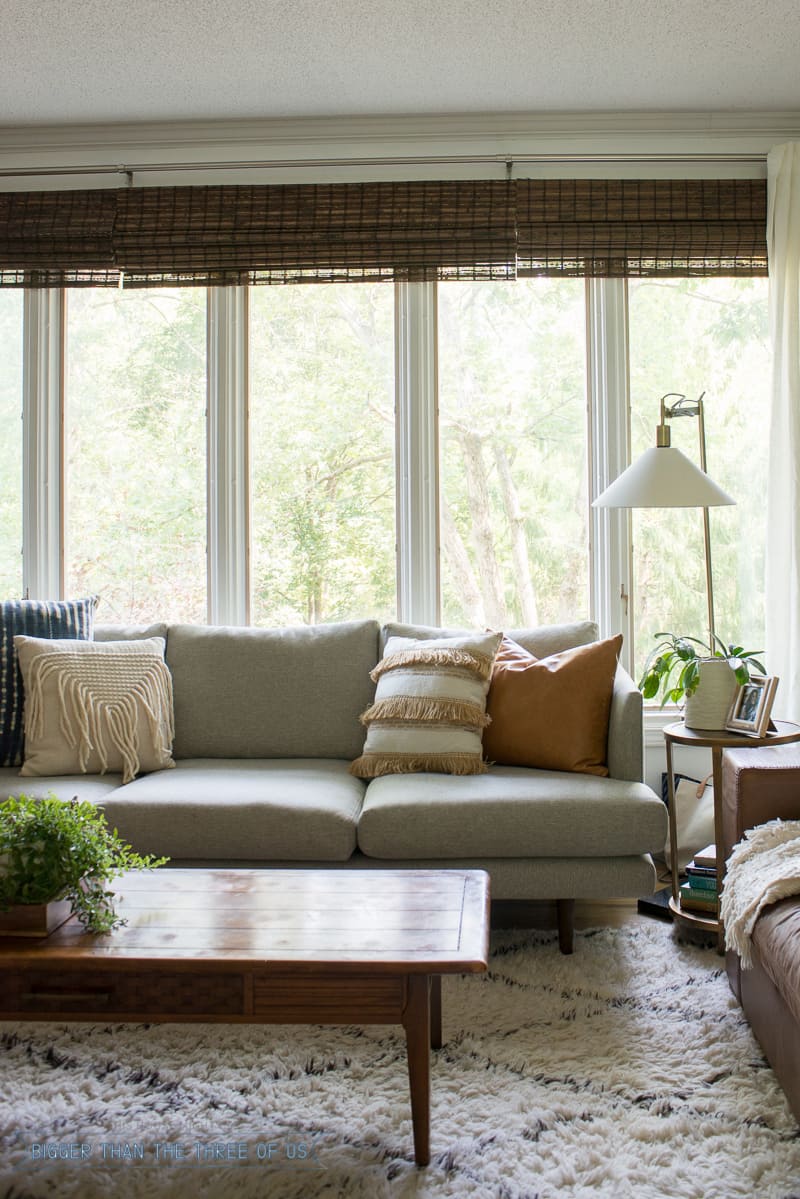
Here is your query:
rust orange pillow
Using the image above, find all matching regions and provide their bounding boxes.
[483,634,623,776]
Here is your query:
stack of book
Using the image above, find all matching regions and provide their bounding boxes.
[679,844,718,915]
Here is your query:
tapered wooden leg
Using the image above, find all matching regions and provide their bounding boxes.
[557,898,575,954]
[430,975,442,1050]
[403,974,431,1166]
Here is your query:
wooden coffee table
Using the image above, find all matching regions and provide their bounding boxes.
[0,867,490,1166]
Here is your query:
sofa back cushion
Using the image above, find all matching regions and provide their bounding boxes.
[95,623,170,643]
[166,620,380,760]
[383,620,599,657]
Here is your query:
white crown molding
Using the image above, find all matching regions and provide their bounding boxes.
[2,110,799,186]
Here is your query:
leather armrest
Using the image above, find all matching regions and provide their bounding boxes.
[721,745,800,865]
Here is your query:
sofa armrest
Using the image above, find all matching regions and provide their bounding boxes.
[606,664,644,782]
[721,745,800,865]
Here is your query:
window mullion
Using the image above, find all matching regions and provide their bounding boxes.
[207,286,249,626]
[587,277,633,672]
[22,288,63,600]
[394,281,439,626]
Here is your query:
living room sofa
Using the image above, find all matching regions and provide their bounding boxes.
[0,617,666,951]
[722,744,800,1121]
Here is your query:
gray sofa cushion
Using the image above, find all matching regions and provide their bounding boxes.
[357,765,666,859]
[0,766,124,805]
[100,759,365,861]
[166,620,379,759]
[383,620,599,657]
[95,623,170,642]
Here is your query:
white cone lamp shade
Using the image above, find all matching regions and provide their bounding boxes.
[593,445,735,509]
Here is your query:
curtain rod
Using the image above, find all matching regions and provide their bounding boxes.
[0,151,767,179]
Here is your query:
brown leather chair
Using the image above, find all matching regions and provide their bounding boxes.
[722,744,800,1124]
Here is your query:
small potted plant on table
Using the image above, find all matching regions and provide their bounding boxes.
[0,793,167,936]
[639,633,766,731]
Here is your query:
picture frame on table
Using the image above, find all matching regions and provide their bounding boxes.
[725,674,779,737]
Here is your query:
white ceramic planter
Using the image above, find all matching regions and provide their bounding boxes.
[683,658,738,731]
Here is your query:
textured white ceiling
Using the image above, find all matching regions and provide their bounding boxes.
[0,0,798,126]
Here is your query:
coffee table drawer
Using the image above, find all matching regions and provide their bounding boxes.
[1,969,244,1018]
[253,973,405,1023]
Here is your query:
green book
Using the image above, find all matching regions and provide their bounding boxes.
[685,874,718,893]
[679,883,718,912]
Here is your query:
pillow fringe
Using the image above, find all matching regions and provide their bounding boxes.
[360,696,491,729]
[371,647,494,683]
[25,654,175,786]
[350,751,488,778]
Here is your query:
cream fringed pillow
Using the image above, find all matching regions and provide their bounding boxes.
[14,636,175,785]
[349,631,502,778]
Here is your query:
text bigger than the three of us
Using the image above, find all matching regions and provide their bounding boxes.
[29,1140,321,1164]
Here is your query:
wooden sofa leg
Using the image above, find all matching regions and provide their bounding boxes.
[557,899,575,954]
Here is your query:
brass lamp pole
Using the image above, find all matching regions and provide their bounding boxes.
[593,391,735,645]
[657,393,716,643]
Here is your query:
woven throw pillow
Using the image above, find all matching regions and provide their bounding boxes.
[14,635,175,785]
[483,633,623,776]
[0,596,97,768]
[349,631,502,778]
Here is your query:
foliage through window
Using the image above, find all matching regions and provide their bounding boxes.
[438,281,589,629]
[628,277,770,684]
[249,285,396,626]
[65,289,207,624]
[0,292,22,598]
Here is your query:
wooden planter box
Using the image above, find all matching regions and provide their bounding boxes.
[0,897,73,937]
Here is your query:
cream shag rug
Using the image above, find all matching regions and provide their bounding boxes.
[1,921,799,1199]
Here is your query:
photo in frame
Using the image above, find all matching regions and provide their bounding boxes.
[725,674,779,737]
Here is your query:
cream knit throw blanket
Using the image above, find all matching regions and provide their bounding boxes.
[721,819,800,967]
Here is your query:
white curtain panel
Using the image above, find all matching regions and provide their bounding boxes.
[766,142,800,721]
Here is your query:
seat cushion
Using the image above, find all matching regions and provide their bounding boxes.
[357,765,666,859]
[0,766,124,805]
[99,759,365,861]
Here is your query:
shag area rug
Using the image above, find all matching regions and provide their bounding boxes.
[1,921,799,1199]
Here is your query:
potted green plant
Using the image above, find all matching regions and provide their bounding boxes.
[639,633,766,730]
[0,793,167,936]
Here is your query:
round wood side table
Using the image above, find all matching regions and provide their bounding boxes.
[663,719,800,947]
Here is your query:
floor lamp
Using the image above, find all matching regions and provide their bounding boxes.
[592,392,735,644]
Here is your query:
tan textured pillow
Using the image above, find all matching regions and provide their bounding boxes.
[14,635,175,785]
[350,631,502,778]
[483,634,623,776]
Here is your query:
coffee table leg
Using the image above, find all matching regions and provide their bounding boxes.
[403,974,431,1166]
[430,975,442,1050]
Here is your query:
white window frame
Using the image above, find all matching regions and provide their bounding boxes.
[22,288,63,601]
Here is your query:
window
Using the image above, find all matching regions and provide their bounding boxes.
[628,278,770,681]
[438,280,588,628]
[3,272,770,671]
[65,288,207,624]
[249,284,396,626]
[0,292,23,597]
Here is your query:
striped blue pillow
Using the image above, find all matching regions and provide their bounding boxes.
[0,597,97,768]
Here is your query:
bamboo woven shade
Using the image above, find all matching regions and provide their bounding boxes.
[516,179,768,277]
[112,181,517,284]
[0,177,767,287]
[0,189,118,286]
